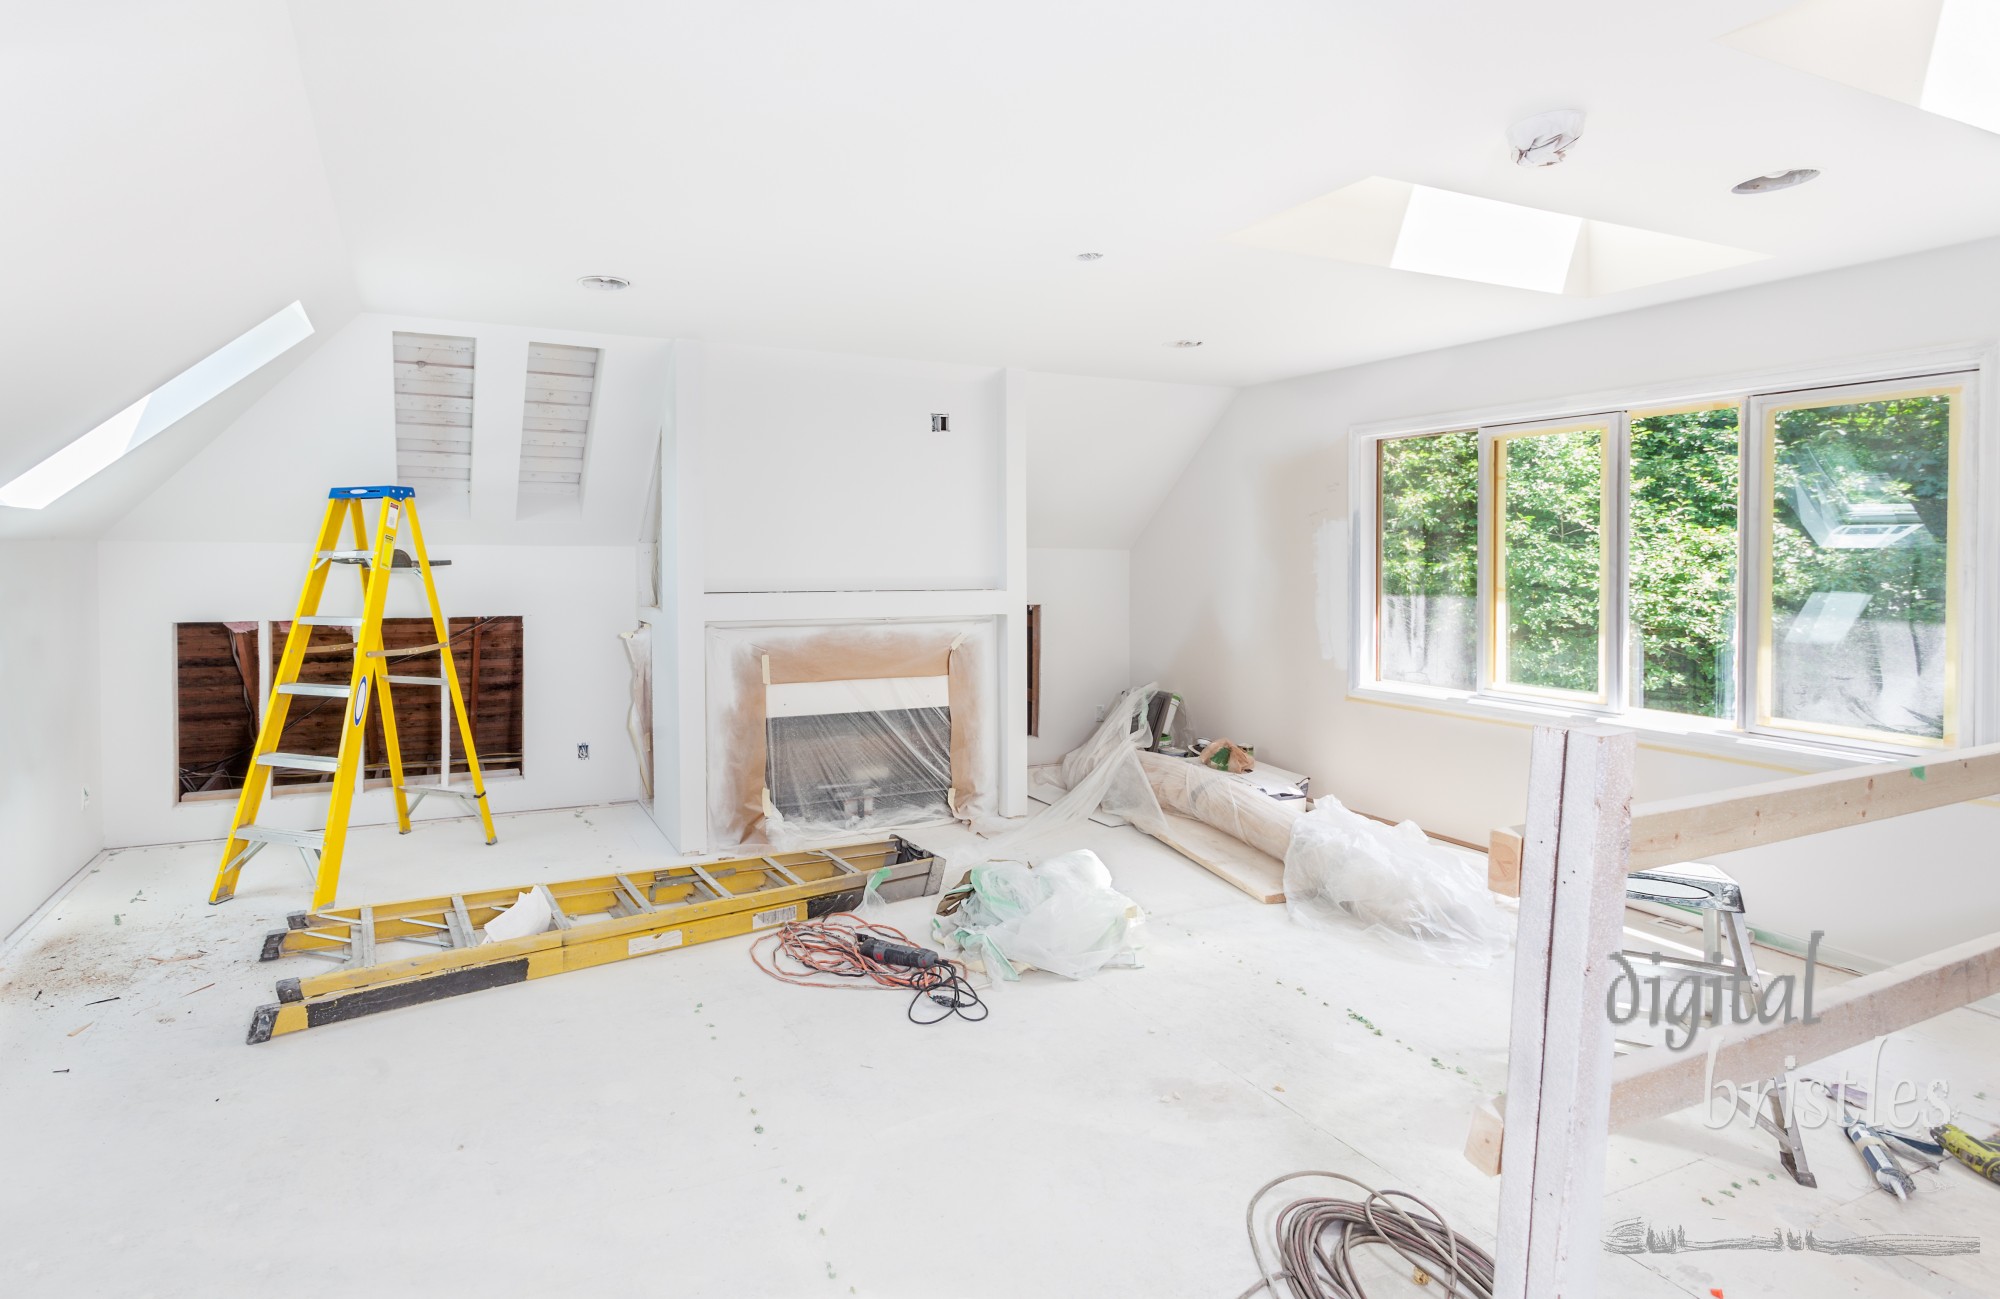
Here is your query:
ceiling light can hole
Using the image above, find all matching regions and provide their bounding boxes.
[1169,340,1204,349]
[1732,169,1820,195]
[577,275,633,291]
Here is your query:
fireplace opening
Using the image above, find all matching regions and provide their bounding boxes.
[763,676,953,832]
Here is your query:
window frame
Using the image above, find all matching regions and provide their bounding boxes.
[1347,345,1993,761]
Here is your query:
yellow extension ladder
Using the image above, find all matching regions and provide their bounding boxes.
[208,486,497,911]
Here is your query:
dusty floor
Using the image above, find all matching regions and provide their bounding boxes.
[1,803,1996,1297]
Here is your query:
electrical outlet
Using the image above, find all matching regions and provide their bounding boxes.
[930,412,950,433]
[577,744,590,760]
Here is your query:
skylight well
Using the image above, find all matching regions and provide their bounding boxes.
[1728,0,2000,136]
[1227,178,1761,296]
[0,302,313,510]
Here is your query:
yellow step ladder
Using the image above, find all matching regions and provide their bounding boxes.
[208,486,497,911]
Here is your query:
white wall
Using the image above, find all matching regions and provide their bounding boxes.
[1131,236,2000,966]
[0,542,103,938]
[1028,548,1130,763]
[112,313,671,547]
[700,342,1007,592]
[96,541,641,849]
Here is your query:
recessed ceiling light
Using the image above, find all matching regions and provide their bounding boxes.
[1169,340,1204,348]
[1732,169,1820,195]
[1075,252,1104,261]
[577,275,632,292]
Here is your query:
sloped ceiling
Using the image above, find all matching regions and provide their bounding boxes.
[0,1,358,541]
[13,0,2000,543]
[1024,373,1236,548]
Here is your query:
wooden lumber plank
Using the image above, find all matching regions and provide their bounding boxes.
[1148,813,1285,904]
[1494,726,1632,1299]
[1608,928,2000,1130]
[1627,742,2000,870]
[1490,824,1523,897]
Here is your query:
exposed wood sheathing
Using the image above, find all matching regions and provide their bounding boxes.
[706,622,996,845]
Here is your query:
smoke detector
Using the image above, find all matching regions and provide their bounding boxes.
[1507,110,1585,167]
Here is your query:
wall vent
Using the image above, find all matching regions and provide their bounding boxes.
[518,342,600,511]
[392,332,475,504]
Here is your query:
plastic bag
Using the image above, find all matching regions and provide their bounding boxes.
[1282,798,1511,967]
[932,848,1143,980]
[481,889,553,945]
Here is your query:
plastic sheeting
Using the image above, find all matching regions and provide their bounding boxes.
[1137,749,1297,862]
[1282,797,1512,967]
[932,848,1144,980]
[620,625,653,802]
[761,675,957,849]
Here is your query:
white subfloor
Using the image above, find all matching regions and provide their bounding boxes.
[2,803,1997,1298]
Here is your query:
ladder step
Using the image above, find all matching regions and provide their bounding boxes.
[235,824,327,850]
[298,616,363,628]
[385,676,445,686]
[399,784,482,801]
[277,683,351,698]
[258,752,341,773]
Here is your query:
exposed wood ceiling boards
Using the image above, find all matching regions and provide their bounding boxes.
[518,342,599,509]
[393,331,475,501]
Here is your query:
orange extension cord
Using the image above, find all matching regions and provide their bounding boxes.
[748,912,988,1024]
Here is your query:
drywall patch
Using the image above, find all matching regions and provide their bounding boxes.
[1314,516,1348,666]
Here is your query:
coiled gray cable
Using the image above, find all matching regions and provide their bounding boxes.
[1235,1171,1497,1299]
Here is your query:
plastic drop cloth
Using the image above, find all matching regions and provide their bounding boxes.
[967,685,1168,867]
[932,848,1143,980]
[761,675,957,849]
[1282,797,1511,967]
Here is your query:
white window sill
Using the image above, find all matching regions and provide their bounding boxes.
[1347,682,1932,773]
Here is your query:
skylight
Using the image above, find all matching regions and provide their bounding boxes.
[1226,177,1762,296]
[1388,184,1583,293]
[0,302,313,510]
[1922,0,2000,133]
[1727,0,2000,137]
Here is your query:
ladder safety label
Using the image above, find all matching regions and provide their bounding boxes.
[752,904,800,929]
[628,930,686,956]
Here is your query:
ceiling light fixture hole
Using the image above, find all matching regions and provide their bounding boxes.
[1168,340,1204,349]
[1732,169,1820,195]
[1075,252,1104,261]
[577,275,633,292]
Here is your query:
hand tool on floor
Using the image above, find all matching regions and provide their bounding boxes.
[1844,1120,1916,1199]
[208,486,496,911]
[246,836,942,1042]
[1934,1124,2000,1185]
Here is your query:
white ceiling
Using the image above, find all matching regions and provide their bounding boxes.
[10,0,2000,537]
[285,0,2000,385]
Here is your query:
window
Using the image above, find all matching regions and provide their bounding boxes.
[1360,367,1974,754]
[1376,430,1477,689]
[174,616,525,801]
[3,303,312,509]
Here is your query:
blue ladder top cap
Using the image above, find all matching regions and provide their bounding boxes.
[329,485,416,500]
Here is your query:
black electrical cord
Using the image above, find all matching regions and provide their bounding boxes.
[1236,1171,1496,1299]
[749,913,988,1025]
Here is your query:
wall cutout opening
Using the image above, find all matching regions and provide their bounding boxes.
[174,616,526,801]
[393,332,476,510]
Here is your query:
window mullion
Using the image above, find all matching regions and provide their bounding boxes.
[1475,428,1496,699]
[1605,413,1632,717]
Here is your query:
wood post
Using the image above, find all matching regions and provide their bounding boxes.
[1493,725,1633,1299]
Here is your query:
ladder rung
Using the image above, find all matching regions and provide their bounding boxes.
[298,616,363,628]
[399,784,482,801]
[258,752,340,773]
[235,825,326,850]
[385,676,444,686]
[277,683,350,698]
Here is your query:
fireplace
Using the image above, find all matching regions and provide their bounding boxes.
[706,620,998,847]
